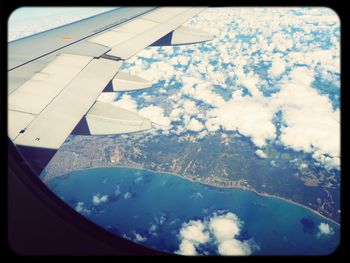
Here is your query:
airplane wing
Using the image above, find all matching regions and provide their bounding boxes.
[8,7,213,175]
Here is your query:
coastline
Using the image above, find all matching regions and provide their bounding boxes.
[45,164,340,227]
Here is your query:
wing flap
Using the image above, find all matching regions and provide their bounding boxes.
[171,25,213,45]
[13,58,122,149]
[112,71,152,91]
[8,54,93,115]
[85,101,152,135]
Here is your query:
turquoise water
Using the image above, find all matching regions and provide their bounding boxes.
[46,167,340,255]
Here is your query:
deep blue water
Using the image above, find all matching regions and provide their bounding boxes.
[46,167,340,255]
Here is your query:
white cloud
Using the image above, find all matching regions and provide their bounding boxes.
[113,94,138,112]
[312,150,340,171]
[269,53,287,77]
[124,192,131,199]
[181,78,226,108]
[187,118,205,132]
[114,8,338,171]
[102,5,340,168]
[206,92,276,147]
[177,239,198,256]
[169,55,190,66]
[183,100,199,116]
[138,104,172,130]
[288,66,314,86]
[134,232,147,242]
[75,201,84,212]
[205,118,221,132]
[271,67,340,168]
[179,220,210,244]
[299,163,308,169]
[169,108,184,121]
[125,8,339,171]
[130,61,179,83]
[92,194,108,205]
[287,50,340,74]
[158,213,167,225]
[176,212,255,256]
[217,239,252,256]
[105,7,339,171]
[317,222,334,237]
[203,64,339,169]
[209,212,241,241]
[239,72,263,97]
[75,201,90,214]
[137,49,154,59]
[208,213,254,256]
[255,149,268,158]
[158,88,166,94]
[149,224,158,236]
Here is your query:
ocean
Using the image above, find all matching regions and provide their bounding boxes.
[46,167,340,255]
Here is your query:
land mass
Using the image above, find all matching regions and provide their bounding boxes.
[43,132,340,224]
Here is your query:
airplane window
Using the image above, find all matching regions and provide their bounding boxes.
[8,7,340,256]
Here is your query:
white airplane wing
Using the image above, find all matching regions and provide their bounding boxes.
[8,7,212,174]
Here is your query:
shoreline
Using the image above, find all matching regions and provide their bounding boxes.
[45,164,340,226]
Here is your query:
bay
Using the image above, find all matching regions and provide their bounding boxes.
[46,167,340,255]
